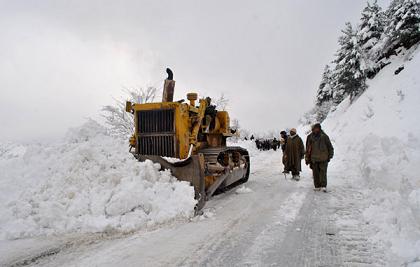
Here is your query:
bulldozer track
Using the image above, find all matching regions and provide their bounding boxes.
[201,146,250,183]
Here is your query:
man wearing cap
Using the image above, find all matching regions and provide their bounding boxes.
[305,123,334,192]
[284,128,305,180]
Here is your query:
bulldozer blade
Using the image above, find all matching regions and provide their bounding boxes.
[137,154,206,213]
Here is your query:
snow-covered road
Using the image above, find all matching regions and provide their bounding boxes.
[1,149,387,267]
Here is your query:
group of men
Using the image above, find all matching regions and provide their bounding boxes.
[255,138,280,151]
[280,123,334,192]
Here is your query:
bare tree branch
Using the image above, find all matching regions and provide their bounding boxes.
[213,93,229,111]
[102,86,157,139]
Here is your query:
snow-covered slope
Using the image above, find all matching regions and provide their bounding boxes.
[320,48,420,262]
[0,120,196,240]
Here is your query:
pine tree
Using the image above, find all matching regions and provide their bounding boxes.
[357,0,386,51]
[316,65,333,105]
[383,0,420,57]
[356,0,386,78]
[332,22,367,104]
[313,65,334,122]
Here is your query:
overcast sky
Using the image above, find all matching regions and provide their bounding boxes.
[0,0,391,141]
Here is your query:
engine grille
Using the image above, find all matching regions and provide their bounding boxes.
[138,135,175,157]
[137,109,176,157]
[138,109,174,133]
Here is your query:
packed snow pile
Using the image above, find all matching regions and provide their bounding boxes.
[0,120,196,240]
[320,48,420,262]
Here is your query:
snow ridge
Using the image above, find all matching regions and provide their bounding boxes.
[0,120,196,240]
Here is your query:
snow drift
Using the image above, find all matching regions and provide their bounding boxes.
[320,48,420,263]
[0,120,196,240]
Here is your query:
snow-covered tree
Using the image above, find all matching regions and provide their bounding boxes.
[316,65,334,105]
[317,101,334,121]
[332,22,367,103]
[311,65,335,122]
[301,100,334,126]
[357,0,386,52]
[382,0,420,57]
[299,107,318,126]
[310,23,368,123]
[102,86,157,138]
[356,0,386,76]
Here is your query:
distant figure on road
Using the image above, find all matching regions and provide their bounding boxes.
[280,131,288,173]
[272,137,278,151]
[280,131,288,152]
[284,128,305,180]
[305,123,334,192]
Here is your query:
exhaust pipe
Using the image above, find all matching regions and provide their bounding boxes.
[162,68,175,102]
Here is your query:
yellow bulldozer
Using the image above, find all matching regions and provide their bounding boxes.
[125,69,250,211]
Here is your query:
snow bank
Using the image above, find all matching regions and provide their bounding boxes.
[0,120,196,240]
[320,48,420,263]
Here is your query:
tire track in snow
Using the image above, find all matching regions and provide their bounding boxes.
[274,176,386,267]
[241,190,308,266]
[175,152,307,267]
[331,185,387,266]
[177,170,311,266]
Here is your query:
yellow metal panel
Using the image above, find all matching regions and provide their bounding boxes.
[176,103,190,159]
[216,111,230,134]
[132,102,181,111]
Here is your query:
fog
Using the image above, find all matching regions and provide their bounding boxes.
[0,0,390,141]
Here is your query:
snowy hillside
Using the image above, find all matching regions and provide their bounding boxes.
[0,120,196,240]
[319,48,420,263]
[306,0,420,124]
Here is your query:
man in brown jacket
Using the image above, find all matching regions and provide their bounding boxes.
[284,128,305,180]
[305,123,334,192]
